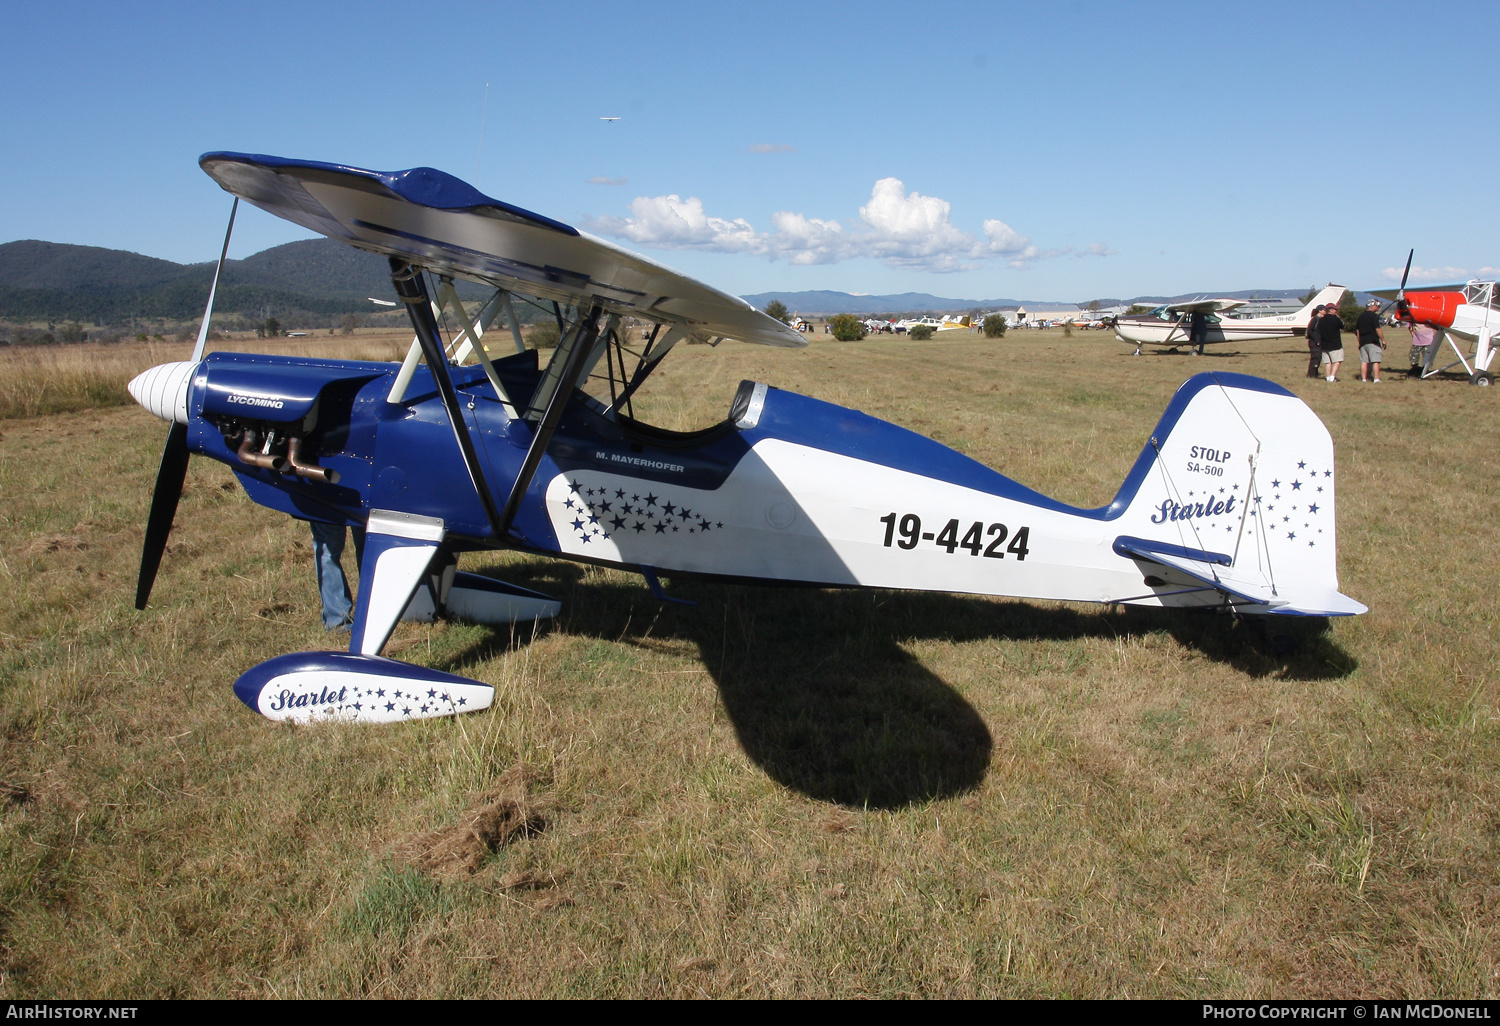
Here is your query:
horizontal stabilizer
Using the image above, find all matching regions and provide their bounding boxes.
[1114,536,1365,616]
[1115,536,1287,608]
[1113,535,1232,567]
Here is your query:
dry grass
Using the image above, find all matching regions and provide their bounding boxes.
[0,328,1496,997]
[0,332,417,420]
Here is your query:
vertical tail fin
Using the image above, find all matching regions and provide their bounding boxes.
[1293,284,1349,320]
[1109,373,1364,616]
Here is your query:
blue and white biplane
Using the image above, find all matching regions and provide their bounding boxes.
[129,153,1366,724]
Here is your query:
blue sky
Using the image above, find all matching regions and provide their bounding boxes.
[3,0,1494,301]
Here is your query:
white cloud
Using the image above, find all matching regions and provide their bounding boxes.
[749,143,795,153]
[587,176,627,185]
[589,194,762,252]
[765,210,850,264]
[1384,264,1469,282]
[979,218,1067,269]
[588,178,1090,274]
[854,178,987,271]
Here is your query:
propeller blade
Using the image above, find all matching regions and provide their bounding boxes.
[191,197,238,363]
[138,198,236,609]
[135,422,189,610]
[1398,248,1413,296]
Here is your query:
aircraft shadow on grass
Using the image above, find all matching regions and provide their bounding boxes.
[430,561,1357,810]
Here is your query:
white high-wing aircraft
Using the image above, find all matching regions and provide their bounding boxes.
[1115,285,1348,356]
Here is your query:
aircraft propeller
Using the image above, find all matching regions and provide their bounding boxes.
[134,198,237,610]
[1381,248,1415,320]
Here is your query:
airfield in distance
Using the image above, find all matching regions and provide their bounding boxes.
[0,236,1375,340]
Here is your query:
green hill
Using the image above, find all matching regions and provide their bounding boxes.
[0,240,191,293]
[0,238,421,325]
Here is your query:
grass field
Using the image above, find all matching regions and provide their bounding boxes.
[0,328,1496,997]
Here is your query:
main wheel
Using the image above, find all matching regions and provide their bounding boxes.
[1471,371,1493,387]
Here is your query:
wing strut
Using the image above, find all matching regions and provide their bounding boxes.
[607,324,687,416]
[389,258,507,540]
[498,302,605,534]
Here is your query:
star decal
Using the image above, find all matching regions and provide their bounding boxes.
[557,476,731,549]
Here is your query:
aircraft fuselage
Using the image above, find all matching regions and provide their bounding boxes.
[1113,313,1306,348]
[153,349,1357,617]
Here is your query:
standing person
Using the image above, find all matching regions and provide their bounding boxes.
[1189,310,1209,355]
[311,521,366,630]
[1356,300,1385,382]
[1318,303,1345,382]
[1305,304,1325,378]
[1408,322,1437,378]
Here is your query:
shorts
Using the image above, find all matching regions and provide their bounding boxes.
[1320,348,1344,366]
[1359,343,1383,363]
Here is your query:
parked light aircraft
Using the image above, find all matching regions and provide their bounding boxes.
[1115,285,1347,356]
[1370,255,1497,385]
[128,153,1364,725]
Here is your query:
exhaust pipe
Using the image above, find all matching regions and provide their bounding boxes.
[236,433,289,473]
[287,437,339,485]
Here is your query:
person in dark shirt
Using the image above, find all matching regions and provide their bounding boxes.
[1189,310,1209,356]
[1305,304,1325,378]
[1318,306,1345,382]
[1355,300,1385,382]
